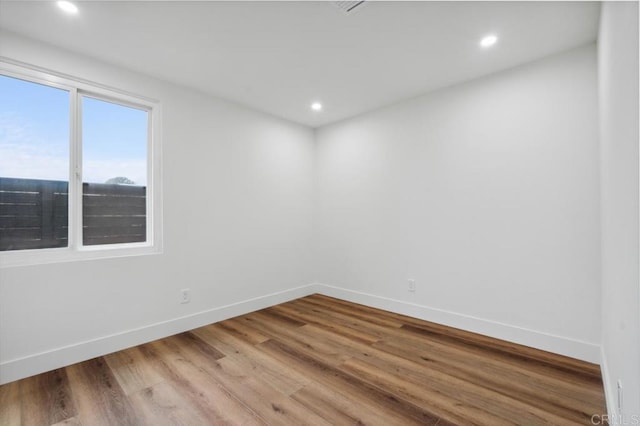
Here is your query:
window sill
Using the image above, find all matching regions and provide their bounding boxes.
[0,243,163,268]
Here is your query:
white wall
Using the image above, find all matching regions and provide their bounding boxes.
[598,1,640,419]
[0,32,317,384]
[315,44,601,362]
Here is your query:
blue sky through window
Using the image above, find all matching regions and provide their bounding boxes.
[0,74,69,182]
[82,96,147,185]
[0,74,147,186]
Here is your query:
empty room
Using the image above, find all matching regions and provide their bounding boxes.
[0,0,638,424]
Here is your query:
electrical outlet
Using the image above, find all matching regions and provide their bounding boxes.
[617,380,623,414]
[408,279,416,292]
[180,288,191,304]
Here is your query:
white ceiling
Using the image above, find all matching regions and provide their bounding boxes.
[0,1,600,127]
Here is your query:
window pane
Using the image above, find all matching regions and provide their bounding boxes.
[0,75,70,251]
[81,96,148,246]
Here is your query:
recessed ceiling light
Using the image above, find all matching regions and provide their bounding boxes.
[311,102,323,111]
[480,35,498,48]
[57,1,78,14]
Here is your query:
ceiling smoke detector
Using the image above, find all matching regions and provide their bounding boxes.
[331,1,366,15]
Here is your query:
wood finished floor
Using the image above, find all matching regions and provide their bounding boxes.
[0,294,607,425]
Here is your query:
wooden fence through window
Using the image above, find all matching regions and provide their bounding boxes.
[0,177,146,251]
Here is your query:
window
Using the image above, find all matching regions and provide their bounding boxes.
[0,61,162,266]
[0,75,70,250]
[81,96,149,246]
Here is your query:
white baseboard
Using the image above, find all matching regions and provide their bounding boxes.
[600,347,617,419]
[0,283,319,385]
[315,283,601,364]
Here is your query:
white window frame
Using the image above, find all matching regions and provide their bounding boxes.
[0,60,163,268]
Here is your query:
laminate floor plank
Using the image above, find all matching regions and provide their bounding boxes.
[255,308,307,328]
[371,338,599,423]
[257,338,445,425]
[212,356,328,426]
[20,368,76,426]
[377,334,605,406]
[190,325,248,358]
[339,356,515,426]
[128,381,213,426]
[292,296,405,329]
[196,323,310,395]
[290,382,414,426]
[0,379,21,426]
[104,346,165,396]
[235,312,353,367]
[172,331,227,361]
[309,294,601,378]
[50,416,82,426]
[304,324,603,422]
[157,335,331,426]
[1,294,607,425]
[65,358,137,426]
[291,297,602,390]
[401,323,601,382]
[140,339,262,425]
[211,319,272,345]
[298,323,593,424]
[270,303,381,344]
[350,355,584,425]
[286,298,418,342]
